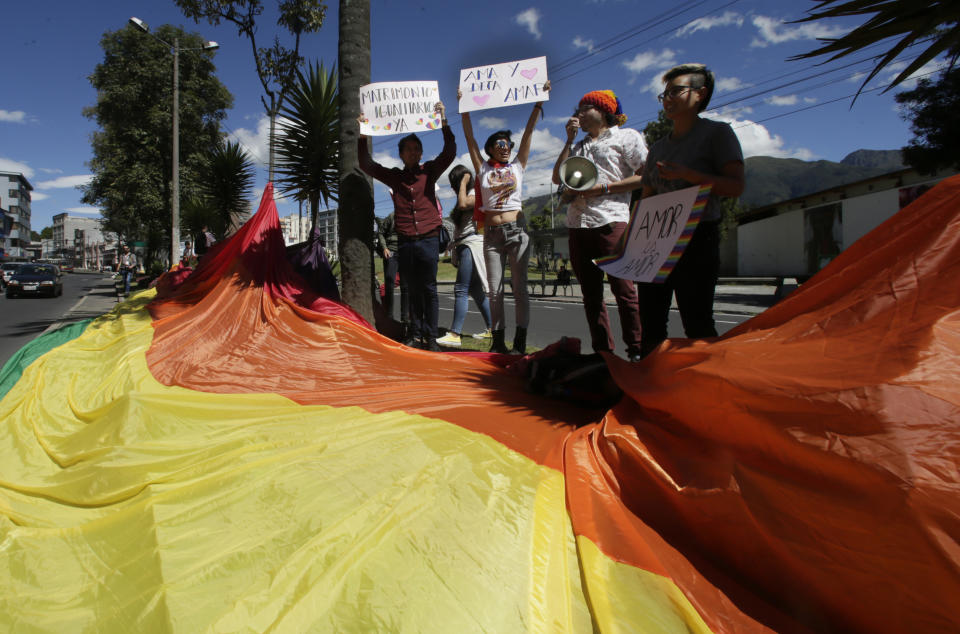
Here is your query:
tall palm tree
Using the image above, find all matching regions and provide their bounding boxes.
[791,1,960,98]
[273,61,340,233]
[337,0,375,323]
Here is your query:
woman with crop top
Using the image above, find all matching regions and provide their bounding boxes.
[458,81,549,354]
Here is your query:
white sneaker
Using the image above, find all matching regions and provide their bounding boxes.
[472,329,492,340]
[437,332,462,347]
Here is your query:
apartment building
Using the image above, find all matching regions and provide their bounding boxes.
[0,171,33,259]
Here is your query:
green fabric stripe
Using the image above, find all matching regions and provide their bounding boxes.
[0,320,92,401]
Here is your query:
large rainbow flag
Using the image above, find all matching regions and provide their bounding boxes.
[2,179,959,632]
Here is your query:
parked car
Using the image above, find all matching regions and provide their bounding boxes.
[5,264,63,298]
[1,262,24,289]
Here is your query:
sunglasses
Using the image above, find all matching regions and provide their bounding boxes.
[493,139,514,150]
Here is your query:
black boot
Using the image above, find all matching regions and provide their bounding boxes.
[489,329,508,354]
[512,327,527,355]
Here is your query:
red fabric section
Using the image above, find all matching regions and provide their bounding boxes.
[144,176,960,633]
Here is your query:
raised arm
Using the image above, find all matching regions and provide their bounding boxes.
[456,173,476,210]
[516,80,550,169]
[457,88,484,173]
[356,115,393,182]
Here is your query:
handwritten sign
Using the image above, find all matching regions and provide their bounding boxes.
[595,185,712,282]
[458,56,549,113]
[359,81,442,136]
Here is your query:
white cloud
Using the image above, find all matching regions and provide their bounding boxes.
[804,97,818,104]
[623,49,678,75]
[750,15,850,48]
[676,11,743,37]
[515,8,542,40]
[0,157,34,179]
[716,77,749,93]
[766,94,798,106]
[478,116,508,130]
[30,192,49,201]
[0,110,27,124]
[227,115,272,166]
[371,151,403,170]
[39,167,63,175]
[572,36,594,53]
[37,174,91,189]
[883,59,948,90]
[708,113,815,160]
[65,206,102,215]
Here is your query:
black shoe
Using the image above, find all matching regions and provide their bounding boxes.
[628,352,643,362]
[425,339,441,352]
[489,329,508,354]
[402,336,419,348]
[512,327,527,355]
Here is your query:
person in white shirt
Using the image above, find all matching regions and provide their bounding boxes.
[118,245,138,296]
[552,90,647,361]
[459,82,550,354]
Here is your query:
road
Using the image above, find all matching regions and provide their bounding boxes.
[435,289,750,356]
[0,272,117,368]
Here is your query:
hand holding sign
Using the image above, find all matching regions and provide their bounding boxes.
[458,56,550,113]
[594,185,713,283]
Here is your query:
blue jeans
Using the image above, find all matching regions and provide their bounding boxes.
[398,234,439,341]
[451,244,491,334]
[122,270,134,294]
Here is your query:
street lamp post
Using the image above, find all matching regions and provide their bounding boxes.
[129,17,218,267]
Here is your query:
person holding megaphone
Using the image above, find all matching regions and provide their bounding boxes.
[552,90,647,362]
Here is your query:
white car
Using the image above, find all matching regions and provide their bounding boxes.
[1,262,24,289]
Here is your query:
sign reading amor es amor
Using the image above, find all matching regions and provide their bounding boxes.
[458,56,549,113]
[359,81,442,136]
[595,184,713,283]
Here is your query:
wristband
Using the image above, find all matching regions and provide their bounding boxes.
[600,183,609,196]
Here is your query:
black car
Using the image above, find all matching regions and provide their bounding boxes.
[5,264,63,298]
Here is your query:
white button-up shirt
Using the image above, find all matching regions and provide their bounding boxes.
[565,126,647,228]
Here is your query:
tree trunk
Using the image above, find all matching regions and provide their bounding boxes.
[268,96,277,184]
[337,0,375,323]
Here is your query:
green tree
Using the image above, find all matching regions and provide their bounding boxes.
[642,110,672,148]
[40,227,53,240]
[273,61,339,233]
[337,0,375,323]
[791,1,960,98]
[82,23,232,266]
[896,67,960,174]
[175,0,327,181]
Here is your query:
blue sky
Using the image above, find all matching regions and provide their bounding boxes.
[1,0,946,232]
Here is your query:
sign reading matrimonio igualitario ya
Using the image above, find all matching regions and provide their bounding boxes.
[359,81,442,136]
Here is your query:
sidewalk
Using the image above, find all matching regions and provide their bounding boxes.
[43,272,124,335]
[438,277,782,316]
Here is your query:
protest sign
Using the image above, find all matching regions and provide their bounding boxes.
[595,184,713,282]
[458,56,549,113]
[359,81,442,136]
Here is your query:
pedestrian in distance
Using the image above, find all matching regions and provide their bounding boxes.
[553,264,572,296]
[637,63,744,358]
[458,81,550,354]
[358,101,455,352]
[552,89,647,361]
[436,165,493,347]
[376,212,410,332]
[118,244,138,296]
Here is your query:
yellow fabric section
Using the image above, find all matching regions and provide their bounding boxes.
[577,536,713,634]
[0,296,597,632]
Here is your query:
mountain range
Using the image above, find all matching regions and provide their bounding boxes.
[523,149,907,220]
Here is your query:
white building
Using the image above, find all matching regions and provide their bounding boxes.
[732,167,956,277]
[0,171,33,259]
[52,213,118,270]
[280,209,338,259]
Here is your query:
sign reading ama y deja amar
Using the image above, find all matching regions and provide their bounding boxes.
[458,56,549,113]
[359,81,442,136]
[595,184,713,283]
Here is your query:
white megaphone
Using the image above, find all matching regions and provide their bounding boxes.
[558,156,599,192]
